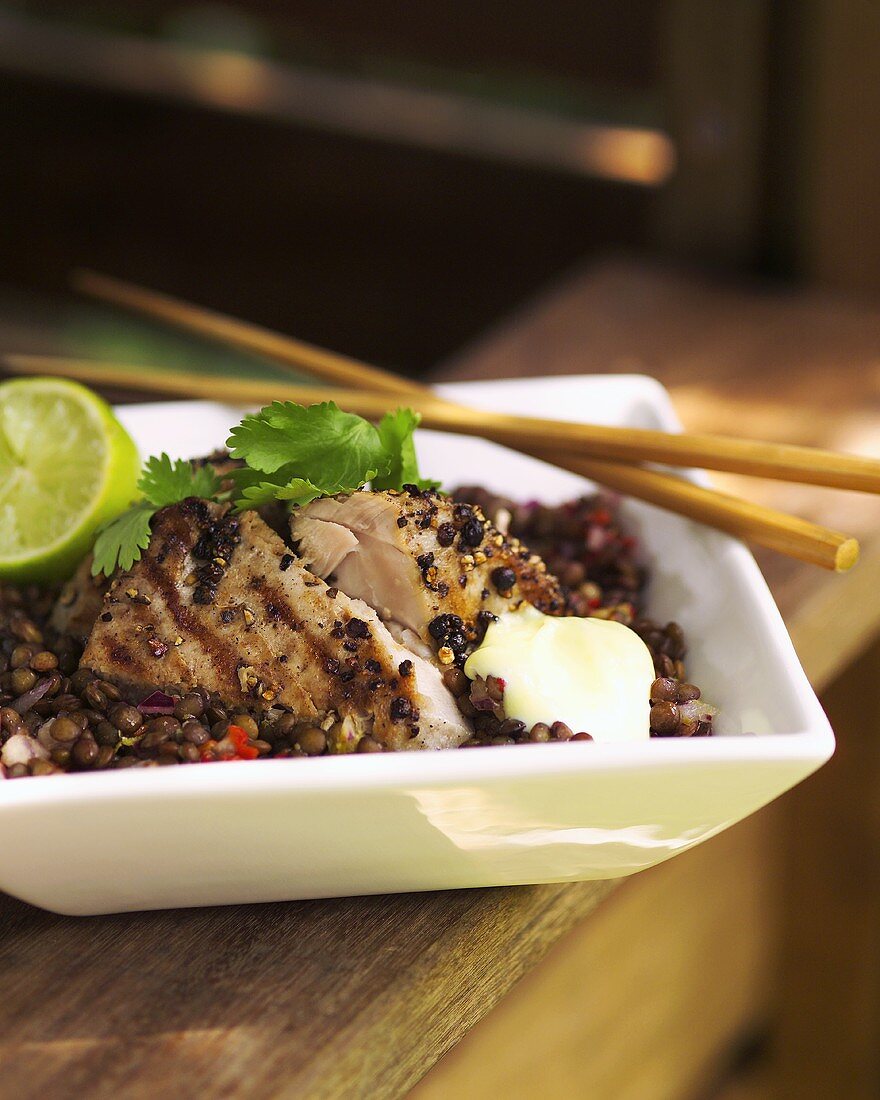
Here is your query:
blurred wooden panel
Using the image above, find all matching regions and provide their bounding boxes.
[413,811,777,1100]
[0,77,649,375]
[797,0,880,293]
[656,0,770,266]
[771,640,880,1099]
[15,1,662,92]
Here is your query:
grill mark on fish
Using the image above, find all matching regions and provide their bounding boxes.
[252,578,328,697]
[107,643,135,667]
[138,511,245,689]
[81,502,470,747]
[252,581,301,634]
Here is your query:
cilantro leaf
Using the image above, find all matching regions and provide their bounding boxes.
[230,480,284,509]
[91,455,222,577]
[227,465,316,509]
[373,408,440,492]
[91,503,156,577]
[244,476,326,507]
[225,464,278,505]
[227,401,390,486]
[138,453,220,507]
[90,401,442,577]
[276,477,346,506]
[228,461,377,510]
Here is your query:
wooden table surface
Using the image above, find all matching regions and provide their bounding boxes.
[3,258,880,1099]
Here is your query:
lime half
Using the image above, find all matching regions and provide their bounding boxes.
[0,377,140,583]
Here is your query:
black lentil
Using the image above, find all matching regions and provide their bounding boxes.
[50,716,81,743]
[9,668,36,696]
[72,735,98,767]
[650,701,680,734]
[30,651,58,672]
[0,486,712,778]
[297,727,326,755]
[230,714,259,738]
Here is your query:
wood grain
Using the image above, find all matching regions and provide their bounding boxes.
[0,881,615,1100]
[412,810,778,1100]
[770,638,880,1099]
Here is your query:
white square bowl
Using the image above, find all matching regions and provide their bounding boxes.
[0,376,833,915]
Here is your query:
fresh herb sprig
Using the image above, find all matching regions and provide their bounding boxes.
[226,402,438,508]
[373,408,439,493]
[91,402,437,577]
[91,455,220,577]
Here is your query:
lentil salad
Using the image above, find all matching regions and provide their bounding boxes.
[0,485,714,778]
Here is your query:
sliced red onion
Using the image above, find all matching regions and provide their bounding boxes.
[10,676,55,714]
[138,690,177,715]
[471,694,497,713]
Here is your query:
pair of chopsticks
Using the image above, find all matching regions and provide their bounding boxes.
[5,270,869,573]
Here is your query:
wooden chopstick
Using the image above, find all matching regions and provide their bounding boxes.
[73,270,425,399]
[59,271,873,570]
[72,269,880,493]
[564,458,858,573]
[65,270,865,570]
[6,354,859,573]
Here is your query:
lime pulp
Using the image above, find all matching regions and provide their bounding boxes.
[0,377,140,583]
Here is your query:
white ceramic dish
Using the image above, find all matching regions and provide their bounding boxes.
[0,376,833,915]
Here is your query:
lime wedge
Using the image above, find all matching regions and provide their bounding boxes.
[0,377,140,583]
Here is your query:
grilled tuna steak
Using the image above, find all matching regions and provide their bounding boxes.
[50,557,109,643]
[50,452,274,646]
[81,499,469,749]
[291,488,564,661]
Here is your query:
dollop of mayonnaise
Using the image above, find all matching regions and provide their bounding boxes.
[464,605,655,743]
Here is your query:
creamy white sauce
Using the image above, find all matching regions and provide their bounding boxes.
[464,605,654,743]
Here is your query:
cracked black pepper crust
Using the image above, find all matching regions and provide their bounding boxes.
[79,500,447,748]
[334,486,565,666]
[403,484,562,608]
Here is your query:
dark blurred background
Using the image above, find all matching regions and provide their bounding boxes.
[1,1,877,374]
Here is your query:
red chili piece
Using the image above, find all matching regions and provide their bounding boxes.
[199,724,259,762]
